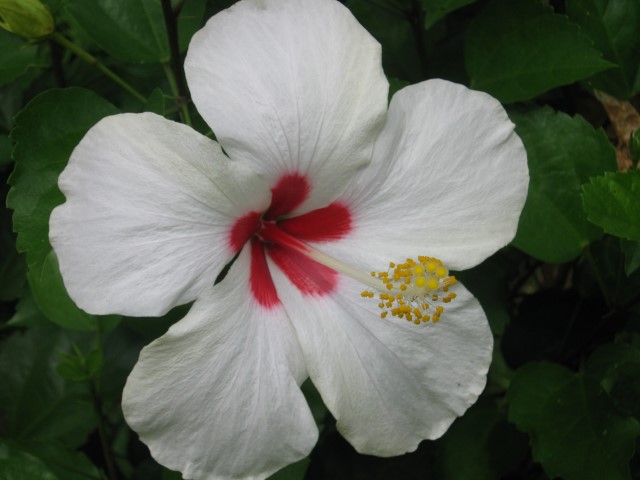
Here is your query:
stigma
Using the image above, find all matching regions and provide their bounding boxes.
[360,257,457,325]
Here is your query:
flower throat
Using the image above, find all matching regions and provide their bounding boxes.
[231,172,457,324]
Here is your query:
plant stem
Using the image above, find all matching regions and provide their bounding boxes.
[51,32,147,104]
[160,0,192,125]
[90,381,119,480]
[90,321,118,480]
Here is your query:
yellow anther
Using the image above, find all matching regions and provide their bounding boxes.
[444,276,457,286]
[361,255,457,327]
[426,278,439,290]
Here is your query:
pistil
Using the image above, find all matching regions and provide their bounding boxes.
[258,221,457,325]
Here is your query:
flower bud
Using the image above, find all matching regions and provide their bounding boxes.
[0,0,54,39]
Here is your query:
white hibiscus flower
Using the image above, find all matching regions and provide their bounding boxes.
[49,0,528,479]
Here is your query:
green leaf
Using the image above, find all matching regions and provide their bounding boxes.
[582,170,640,241]
[0,134,12,168]
[0,441,102,480]
[64,0,169,63]
[466,0,614,103]
[7,87,120,330]
[64,0,205,64]
[0,30,45,86]
[575,237,640,307]
[57,345,103,383]
[0,328,95,447]
[147,87,166,116]
[588,343,640,419]
[5,288,49,329]
[177,0,207,52]
[8,88,118,269]
[28,250,119,331]
[440,400,528,480]
[566,0,640,99]
[422,0,475,29]
[0,247,26,302]
[0,446,58,480]
[267,458,310,480]
[507,361,640,480]
[511,107,617,262]
[347,0,424,82]
[621,239,640,276]
[0,173,25,302]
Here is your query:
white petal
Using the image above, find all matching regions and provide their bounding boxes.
[122,245,317,480]
[323,79,528,272]
[185,0,388,214]
[50,113,270,316]
[270,265,492,456]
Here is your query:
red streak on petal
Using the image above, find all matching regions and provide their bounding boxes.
[268,244,338,296]
[279,202,352,242]
[250,239,280,308]
[229,211,261,252]
[266,173,310,219]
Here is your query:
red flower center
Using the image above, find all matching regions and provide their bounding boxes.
[229,173,352,308]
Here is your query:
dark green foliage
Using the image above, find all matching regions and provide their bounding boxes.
[1,1,639,479]
[511,107,617,262]
[466,0,614,102]
[583,170,640,241]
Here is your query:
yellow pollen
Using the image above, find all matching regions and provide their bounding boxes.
[360,256,457,327]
